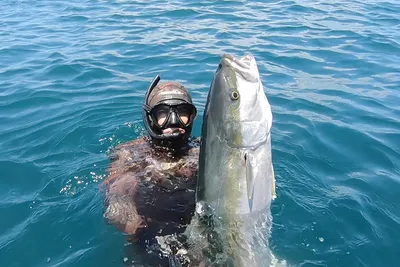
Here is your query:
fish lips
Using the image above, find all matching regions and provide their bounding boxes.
[220,53,259,83]
[221,53,256,69]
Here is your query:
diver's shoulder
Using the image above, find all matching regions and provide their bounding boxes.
[109,136,151,161]
[115,136,149,149]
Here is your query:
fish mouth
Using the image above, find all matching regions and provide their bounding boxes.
[220,53,259,82]
[221,53,255,69]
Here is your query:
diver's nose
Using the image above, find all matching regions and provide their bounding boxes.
[168,112,180,127]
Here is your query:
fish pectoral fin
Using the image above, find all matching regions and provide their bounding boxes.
[245,153,255,212]
[272,169,277,200]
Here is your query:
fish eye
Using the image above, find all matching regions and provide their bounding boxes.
[230,90,239,100]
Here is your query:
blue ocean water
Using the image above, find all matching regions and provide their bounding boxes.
[1,0,399,266]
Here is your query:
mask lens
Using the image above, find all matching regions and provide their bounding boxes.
[150,103,196,129]
[177,107,190,125]
[151,105,170,127]
[176,104,196,126]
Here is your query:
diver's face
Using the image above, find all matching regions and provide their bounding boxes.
[150,103,196,134]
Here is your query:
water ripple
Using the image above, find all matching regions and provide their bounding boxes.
[1,0,400,266]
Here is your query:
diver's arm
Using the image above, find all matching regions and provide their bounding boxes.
[103,177,146,235]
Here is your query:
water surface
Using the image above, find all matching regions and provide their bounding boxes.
[1,0,399,266]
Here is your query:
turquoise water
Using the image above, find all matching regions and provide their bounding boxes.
[1,0,399,266]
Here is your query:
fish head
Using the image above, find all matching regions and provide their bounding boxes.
[207,53,272,149]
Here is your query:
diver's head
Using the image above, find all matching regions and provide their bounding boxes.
[142,75,197,150]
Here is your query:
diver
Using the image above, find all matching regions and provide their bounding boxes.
[102,75,200,266]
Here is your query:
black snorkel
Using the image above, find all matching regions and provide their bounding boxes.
[142,75,190,148]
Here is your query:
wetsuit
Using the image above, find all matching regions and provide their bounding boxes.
[102,136,200,266]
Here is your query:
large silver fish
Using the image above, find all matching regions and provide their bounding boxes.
[183,53,278,267]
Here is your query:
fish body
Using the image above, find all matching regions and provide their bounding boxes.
[184,53,277,266]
